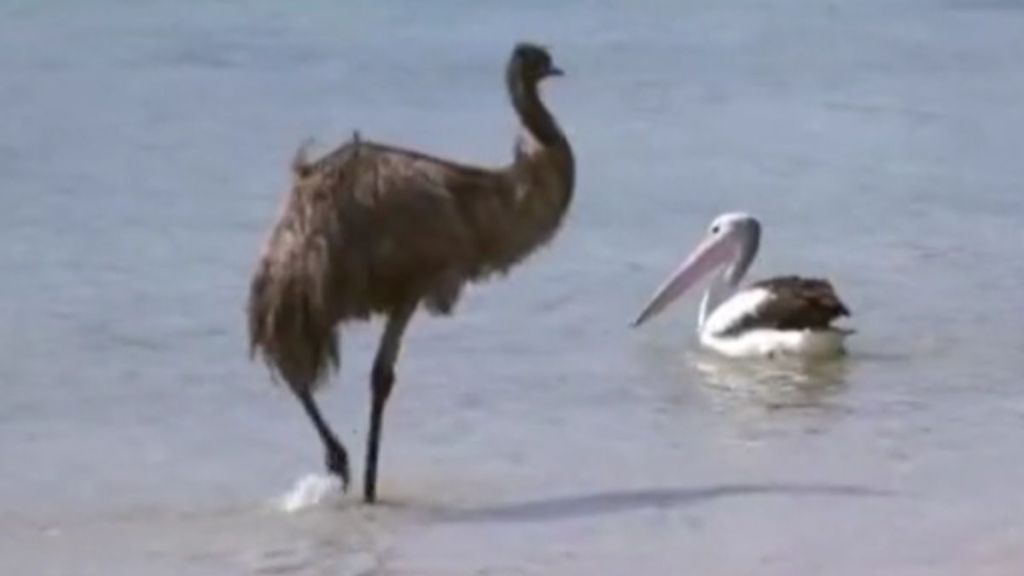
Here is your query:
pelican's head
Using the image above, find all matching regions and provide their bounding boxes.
[632,212,761,327]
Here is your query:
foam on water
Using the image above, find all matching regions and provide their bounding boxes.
[274,473,344,513]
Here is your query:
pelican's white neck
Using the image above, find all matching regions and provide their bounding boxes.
[631,212,763,331]
[698,269,733,331]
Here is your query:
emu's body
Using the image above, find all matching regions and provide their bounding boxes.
[247,44,574,502]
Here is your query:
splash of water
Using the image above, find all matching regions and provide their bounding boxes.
[275,473,343,513]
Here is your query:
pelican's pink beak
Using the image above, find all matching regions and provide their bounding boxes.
[632,230,740,327]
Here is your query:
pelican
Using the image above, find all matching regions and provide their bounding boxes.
[632,212,853,358]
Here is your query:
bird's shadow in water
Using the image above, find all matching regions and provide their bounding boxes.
[431,482,890,524]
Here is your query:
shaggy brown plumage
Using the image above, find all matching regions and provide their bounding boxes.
[247,43,574,502]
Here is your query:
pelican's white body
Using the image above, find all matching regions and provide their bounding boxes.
[699,287,850,359]
[700,327,850,358]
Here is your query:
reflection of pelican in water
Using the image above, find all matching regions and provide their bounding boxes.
[633,213,853,359]
[689,350,851,409]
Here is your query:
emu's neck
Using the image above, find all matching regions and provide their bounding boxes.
[505,74,575,201]
[509,78,565,149]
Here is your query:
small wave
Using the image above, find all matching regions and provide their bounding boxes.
[274,473,343,513]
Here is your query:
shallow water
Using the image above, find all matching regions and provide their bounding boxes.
[2,0,1024,574]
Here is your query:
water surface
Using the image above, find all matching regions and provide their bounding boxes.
[2,1,1024,574]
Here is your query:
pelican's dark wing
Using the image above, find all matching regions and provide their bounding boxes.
[720,276,850,336]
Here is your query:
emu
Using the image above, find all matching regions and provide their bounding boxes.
[247,43,574,503]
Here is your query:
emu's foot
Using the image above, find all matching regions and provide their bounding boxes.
[325,442,350,492]
[363,480,378,504]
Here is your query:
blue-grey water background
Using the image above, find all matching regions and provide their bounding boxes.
[2,1,1024,574]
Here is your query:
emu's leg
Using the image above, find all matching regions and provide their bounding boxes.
[364,298,418,503]
[296,389,350,491]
